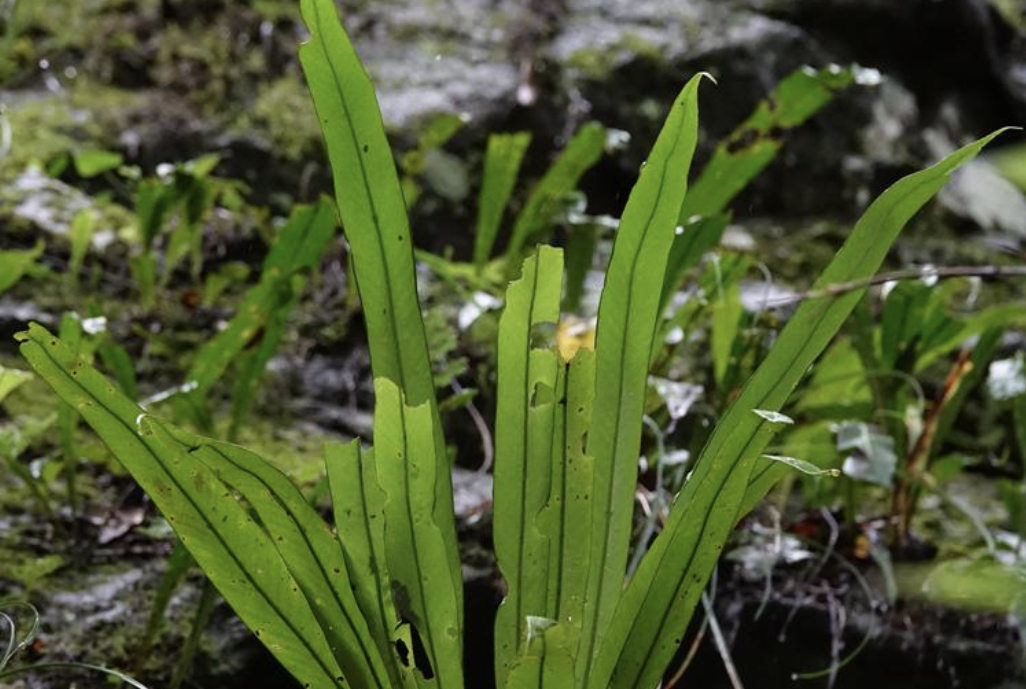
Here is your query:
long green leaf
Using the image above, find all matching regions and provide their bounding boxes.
[594,130,1009,689]
[579,72,707,685]
[299,0,434,405]
[373,378,464,689]
[679,65,855,221]
[659,66,855,310]
[149,421,393,689]
[505,123,606,274]
[327,441,415,688]
[300,0,463,641]
[549,347,595,660]
[16,324,344,689]
[475,132,532,268]
[493,247,564,683]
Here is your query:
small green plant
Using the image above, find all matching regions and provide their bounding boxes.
[774,274,1026,550]
[15,2,1009,688]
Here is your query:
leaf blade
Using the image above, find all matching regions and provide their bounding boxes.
[579,72,707,683]
[595,129,1010,689]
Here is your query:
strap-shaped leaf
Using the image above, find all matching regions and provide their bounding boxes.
[505,123,606,274]
[579,72,707,683]
[656,214,728,326]
[475,132,533,268]
[503,621,576,689]
[299,0,435,405]
[15,324,347,689]
[493,246,564,682]
[146,421,393,689]
[300,3,463,634]
[373,378,464,689]
[327,441,416,688]
[594,130,1009,689]
[549,347,595,657]
[679,64,854,221]
[660,66,854,310]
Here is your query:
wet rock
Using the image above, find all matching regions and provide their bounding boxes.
[1,170,105,242]
[341,0,521,131]
[755,0,1025,129]
[939,159,1026,241]
[4,558,287,689]
[0,300,54,345]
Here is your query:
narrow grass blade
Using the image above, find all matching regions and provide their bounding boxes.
[593,130,1010,689]
[657,214,728,322]
[505,123,606,274]
[228,277,303,436]
[299,0,435,405]
[0,242,42,296]
[475,132,532,268]
[493,247,564,682]
[184,199,336,402]
[373,378,464,689]
[680,65,855,220]
[579,73,707,684]
[16,325,350,689]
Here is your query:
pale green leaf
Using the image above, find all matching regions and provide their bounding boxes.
[0,365,31,405]
[474,132,532,267]
[16,324,348,689]
[0,242,43,296]
[326,441,414,688]
[505,123,606,273]
[493,246,564,683]
[761,454,840,477]
[373,378,464,689]
[299,0,435,405]
[594,130,1009,689]
[579,72,708,685]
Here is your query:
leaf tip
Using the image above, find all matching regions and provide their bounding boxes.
[696,71,717,87]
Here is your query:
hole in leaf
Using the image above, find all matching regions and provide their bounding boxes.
[529,321,557,349]
[530,381,554,408]
[394,638,410,667]
[408,621,434,679]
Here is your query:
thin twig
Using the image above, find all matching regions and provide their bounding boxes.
[701,591,747,689]
[770,265,1026,305]
[451,379,494,473]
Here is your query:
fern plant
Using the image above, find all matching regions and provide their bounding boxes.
[15,0,1007,687]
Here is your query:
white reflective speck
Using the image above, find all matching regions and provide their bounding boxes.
[920,264,939,287]
[80,316,107,335]
[140,380,200,408]
[988,356,1026,400]
[752,409,794,425]
[605,128,631,151]
[853,66,883,86]
[458,292,503,331]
